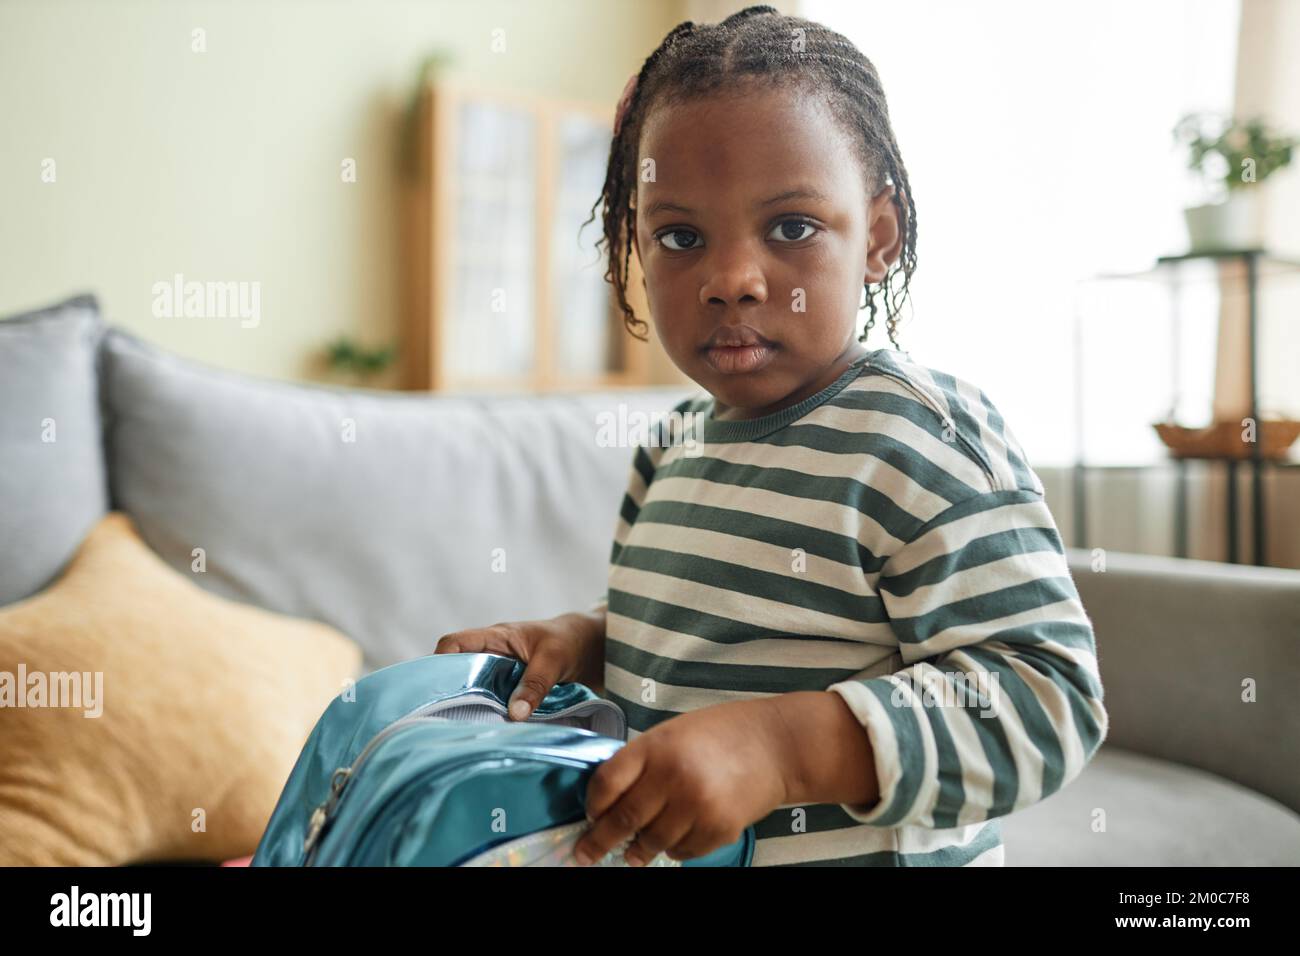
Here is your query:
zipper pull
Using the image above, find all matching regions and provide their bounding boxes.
[302,766,353,856]
[303,806,328,855]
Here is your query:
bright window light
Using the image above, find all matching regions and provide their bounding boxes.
[801,0,1242,465]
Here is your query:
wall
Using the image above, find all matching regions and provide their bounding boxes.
[0,0,683,385]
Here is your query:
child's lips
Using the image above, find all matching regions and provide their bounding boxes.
[702,342,778,375]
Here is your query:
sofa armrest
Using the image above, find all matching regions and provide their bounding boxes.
[1066,547,1300,816]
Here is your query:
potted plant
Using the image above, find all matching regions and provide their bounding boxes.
[322,337,398,388]
[1174,112,1296,252]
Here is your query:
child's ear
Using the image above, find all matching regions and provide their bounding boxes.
[865,184,903,282]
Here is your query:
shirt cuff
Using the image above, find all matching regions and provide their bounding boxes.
[826,679,910,826]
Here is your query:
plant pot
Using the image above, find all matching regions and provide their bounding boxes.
[1153,418,1300,460]
[1183,190,1262,252]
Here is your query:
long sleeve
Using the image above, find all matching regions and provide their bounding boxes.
[826,486,1109,830]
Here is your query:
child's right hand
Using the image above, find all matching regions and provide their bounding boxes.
[433,610,606,721]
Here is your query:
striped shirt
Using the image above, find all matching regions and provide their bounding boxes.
[593,347,1109,866]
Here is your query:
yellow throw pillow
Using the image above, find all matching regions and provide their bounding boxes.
[0,512,363,865]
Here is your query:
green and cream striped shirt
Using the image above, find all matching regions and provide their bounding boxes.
[594,347,1108,866]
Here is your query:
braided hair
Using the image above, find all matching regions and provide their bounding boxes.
[582,4,917,349]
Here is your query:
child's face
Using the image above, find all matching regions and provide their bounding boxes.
[632,83,903,420]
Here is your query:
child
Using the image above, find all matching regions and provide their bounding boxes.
[436,4,1108,867]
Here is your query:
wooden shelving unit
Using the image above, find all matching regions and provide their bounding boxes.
[401,76,655,393]
[1073,249,1300,565]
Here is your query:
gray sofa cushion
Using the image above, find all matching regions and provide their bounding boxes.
[1002,745,1300,865]
[100,328,696,671]
[0,295,108,605]
[1066,547,1300,817]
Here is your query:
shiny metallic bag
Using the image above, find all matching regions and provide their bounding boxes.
[251,653,755,867]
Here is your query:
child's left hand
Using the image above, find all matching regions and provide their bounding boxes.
[573,698,792,866]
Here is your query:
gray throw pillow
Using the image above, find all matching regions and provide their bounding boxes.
[0,294,109,605]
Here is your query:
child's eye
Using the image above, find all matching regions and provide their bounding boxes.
[768,218,818,243]
[653,218,818,252]
[656,228,701,252]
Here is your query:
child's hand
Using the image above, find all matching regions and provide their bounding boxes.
[433,610,605,718]
[573,699,792,866]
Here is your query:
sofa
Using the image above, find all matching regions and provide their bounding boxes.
[3,294,1299,865]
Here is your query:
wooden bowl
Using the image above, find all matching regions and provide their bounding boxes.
[1153,418,1300,460]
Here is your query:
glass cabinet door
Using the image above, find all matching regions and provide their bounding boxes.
[449,100,537,380]
[550,112,618,381]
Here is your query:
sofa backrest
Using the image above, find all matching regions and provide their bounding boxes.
[99,327,696,672]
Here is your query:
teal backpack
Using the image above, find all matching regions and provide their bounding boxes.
[251,653,755,867]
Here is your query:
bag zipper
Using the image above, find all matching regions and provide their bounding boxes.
[302,714,428,863]
[301,694,622,864]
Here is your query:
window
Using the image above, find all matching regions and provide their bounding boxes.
[802,0,1241,465]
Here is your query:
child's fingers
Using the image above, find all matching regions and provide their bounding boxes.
[506,642,570,720]
[665,822,739,862]
[433,629,496,655]
[432,633,466,654]
[574,774,663,867]
[622,808,693,867]
[434,622,528,657]
[582,744,646,821]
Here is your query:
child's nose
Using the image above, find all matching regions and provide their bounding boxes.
[699,254,769,307]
